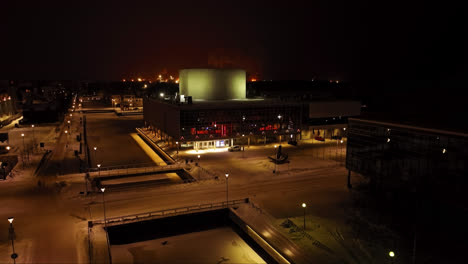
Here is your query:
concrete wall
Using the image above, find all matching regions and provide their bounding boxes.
[309,101,361,118]
[179,69,246,100]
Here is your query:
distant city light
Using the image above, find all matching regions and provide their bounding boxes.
[160,93,164,97]
[387,138,391,142]
[137,78,142,82]
[442,148,446,154]
[389,251,395,257]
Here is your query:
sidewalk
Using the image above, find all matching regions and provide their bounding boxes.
[233,202,313,264]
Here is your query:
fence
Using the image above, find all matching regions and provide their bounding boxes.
[89,162,188,177]
[90,198,249,227]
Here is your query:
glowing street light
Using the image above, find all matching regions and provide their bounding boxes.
[225,173,229,207]
[21,133,27,165]
[100,187,112,264]
[176,141,179,159]
[389,251,395,257]
[302,203,307,230]
[97,164,101,177]
[94,147,98,165]
[8,217,17,263]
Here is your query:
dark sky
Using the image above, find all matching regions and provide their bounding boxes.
[1,0,466,83]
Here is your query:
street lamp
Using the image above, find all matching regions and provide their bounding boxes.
[31,125,35,152]
[100,188,112,264]
[274,145,278,173]
[389,251,395,263]
[97,164,101,177]
[176,141,179,159]
[94,146,98,166]
[21,133,27,165]
[302,203,306,230]
[277,115,282,143]
[225,173,229,207]
[197,154,200,165]
[340,140,344,165]
[8,217,17,263]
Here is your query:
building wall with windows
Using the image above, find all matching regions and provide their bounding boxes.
[143,98,302,148]
[346,118,468,198]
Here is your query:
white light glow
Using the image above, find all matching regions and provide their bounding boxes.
[186,148,229,155]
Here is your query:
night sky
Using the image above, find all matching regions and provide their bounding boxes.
[1,1,466,84]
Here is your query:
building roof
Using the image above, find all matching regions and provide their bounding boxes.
[350,116,468,138]
[148,98,302,110]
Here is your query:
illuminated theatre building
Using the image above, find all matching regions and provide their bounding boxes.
[144,69,303,149]
[143,69,360,150]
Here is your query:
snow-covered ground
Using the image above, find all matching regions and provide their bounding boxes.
[1,106,402,263]
[111,227,266,264]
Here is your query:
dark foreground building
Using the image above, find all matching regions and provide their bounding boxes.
[346,118,468,197]
[346,118,468,262]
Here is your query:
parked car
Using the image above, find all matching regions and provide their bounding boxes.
[228,145,241,152]
[314,136,325,141]
[331,135,342,140]
[288,140,298,146]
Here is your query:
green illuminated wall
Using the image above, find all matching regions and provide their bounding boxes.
[179,69,246,100]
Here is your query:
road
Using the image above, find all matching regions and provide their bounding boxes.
[85,112,152,168]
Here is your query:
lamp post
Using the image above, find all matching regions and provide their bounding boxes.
[8,217,17,264]
[340,140,344,165]
[302,203,306,230]
[31,125,35,152]
[225,173,229,207]
[100,188,112,264]
[277,114,282,143]
[197,155,201,179]
[97,164,101,177]
[21,133,27,165]
[176,141,179,160]
[274,145,277,173]
[242,134,245,158]
[94,147,98,166]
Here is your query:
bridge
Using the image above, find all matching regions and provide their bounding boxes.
[89,198,249,227]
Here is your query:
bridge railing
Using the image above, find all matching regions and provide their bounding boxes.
[89,162,189,178]
[91,198,249,226]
